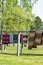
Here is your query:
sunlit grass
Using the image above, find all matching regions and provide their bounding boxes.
[0,45,43,65]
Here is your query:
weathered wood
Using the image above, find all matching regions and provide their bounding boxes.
[17,32,22,56]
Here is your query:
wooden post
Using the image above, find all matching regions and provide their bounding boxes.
[17,32,22,56]
[1,39,2,53]
[1,0,4,53]
[20,43,23,55]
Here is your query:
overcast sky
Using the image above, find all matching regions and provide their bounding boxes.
[32,0,43,21]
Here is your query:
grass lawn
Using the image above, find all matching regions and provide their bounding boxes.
[0,45,43,65]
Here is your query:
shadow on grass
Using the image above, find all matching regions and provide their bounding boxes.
[0,52,17,56]
[0,52,43,56]
[22,53,43,56]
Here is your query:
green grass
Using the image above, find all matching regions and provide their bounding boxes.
[0,45,43,65]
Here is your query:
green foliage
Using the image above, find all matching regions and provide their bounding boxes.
[34,16,42,30]
[19,0,38,12]
[0,0,38,33]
